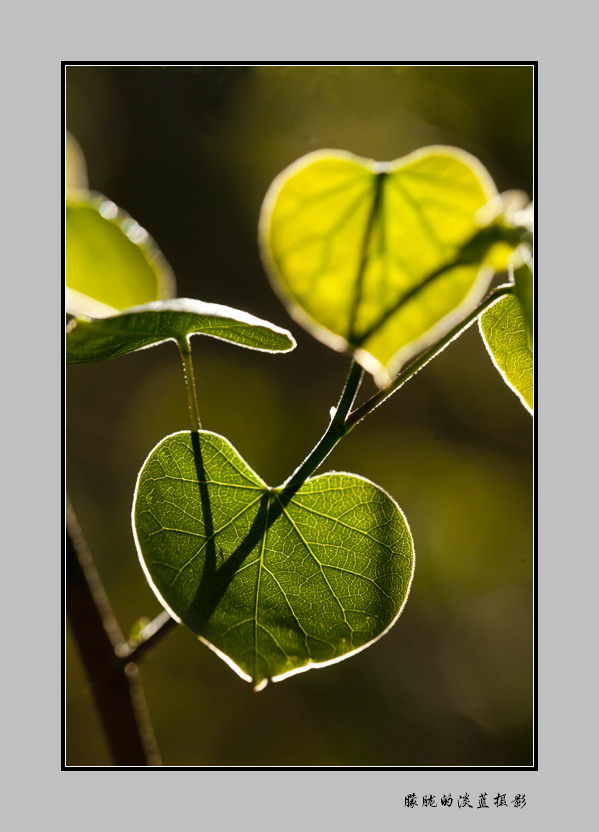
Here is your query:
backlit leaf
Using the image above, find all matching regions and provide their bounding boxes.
[133,431,414,688]
[512,255,534,338]
[66,194,176,318]
[479,286,533,414]
[66,298,296,364]
[260,147,519,385]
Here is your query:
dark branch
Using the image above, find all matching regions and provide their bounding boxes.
[65,496,162,766]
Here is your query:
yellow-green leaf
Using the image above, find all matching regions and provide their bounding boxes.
[480,291,533,414]
[512,254,534,338]
[66,194,176,318]
[260,147,518,385]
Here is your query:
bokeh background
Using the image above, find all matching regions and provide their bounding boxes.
[65,64,534,767]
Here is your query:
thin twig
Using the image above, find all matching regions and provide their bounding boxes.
[178,338,202,432]
[65,496,163,766]
[279,360,364,491]
[278,285,513,492]
[346,284,514,430]
[117,611,178,664]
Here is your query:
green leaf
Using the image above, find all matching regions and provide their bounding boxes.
[479,291,533,414]
[512,255,534,338]
[133,430,414,688]
[66,194,176,318]
[260,147,519,385]
[66,298,296,364]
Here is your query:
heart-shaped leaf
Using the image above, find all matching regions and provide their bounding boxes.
[260,147,519,385]
[479,266,533,414]
[66,298,296,364]
[133,431,414,688]
[66,193,176,318]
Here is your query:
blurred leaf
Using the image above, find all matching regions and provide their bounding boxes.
[133,430,414,688]
[128,617,151,643]
[66,298,296,364]
[65,131,88,194]
[66,194,176,318]
[260,147,519,385]
[479,290,533,413]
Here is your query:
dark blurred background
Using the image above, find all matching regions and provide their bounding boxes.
[65,64,534,767]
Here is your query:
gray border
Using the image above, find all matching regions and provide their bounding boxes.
[10,23,584,830]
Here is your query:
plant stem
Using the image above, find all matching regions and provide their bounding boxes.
[280,285,513,491]
[280,359,364,491]
[65,496,163,766]
[117,611,178,664]
[346,284,514,430]
[178,338,202,432]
